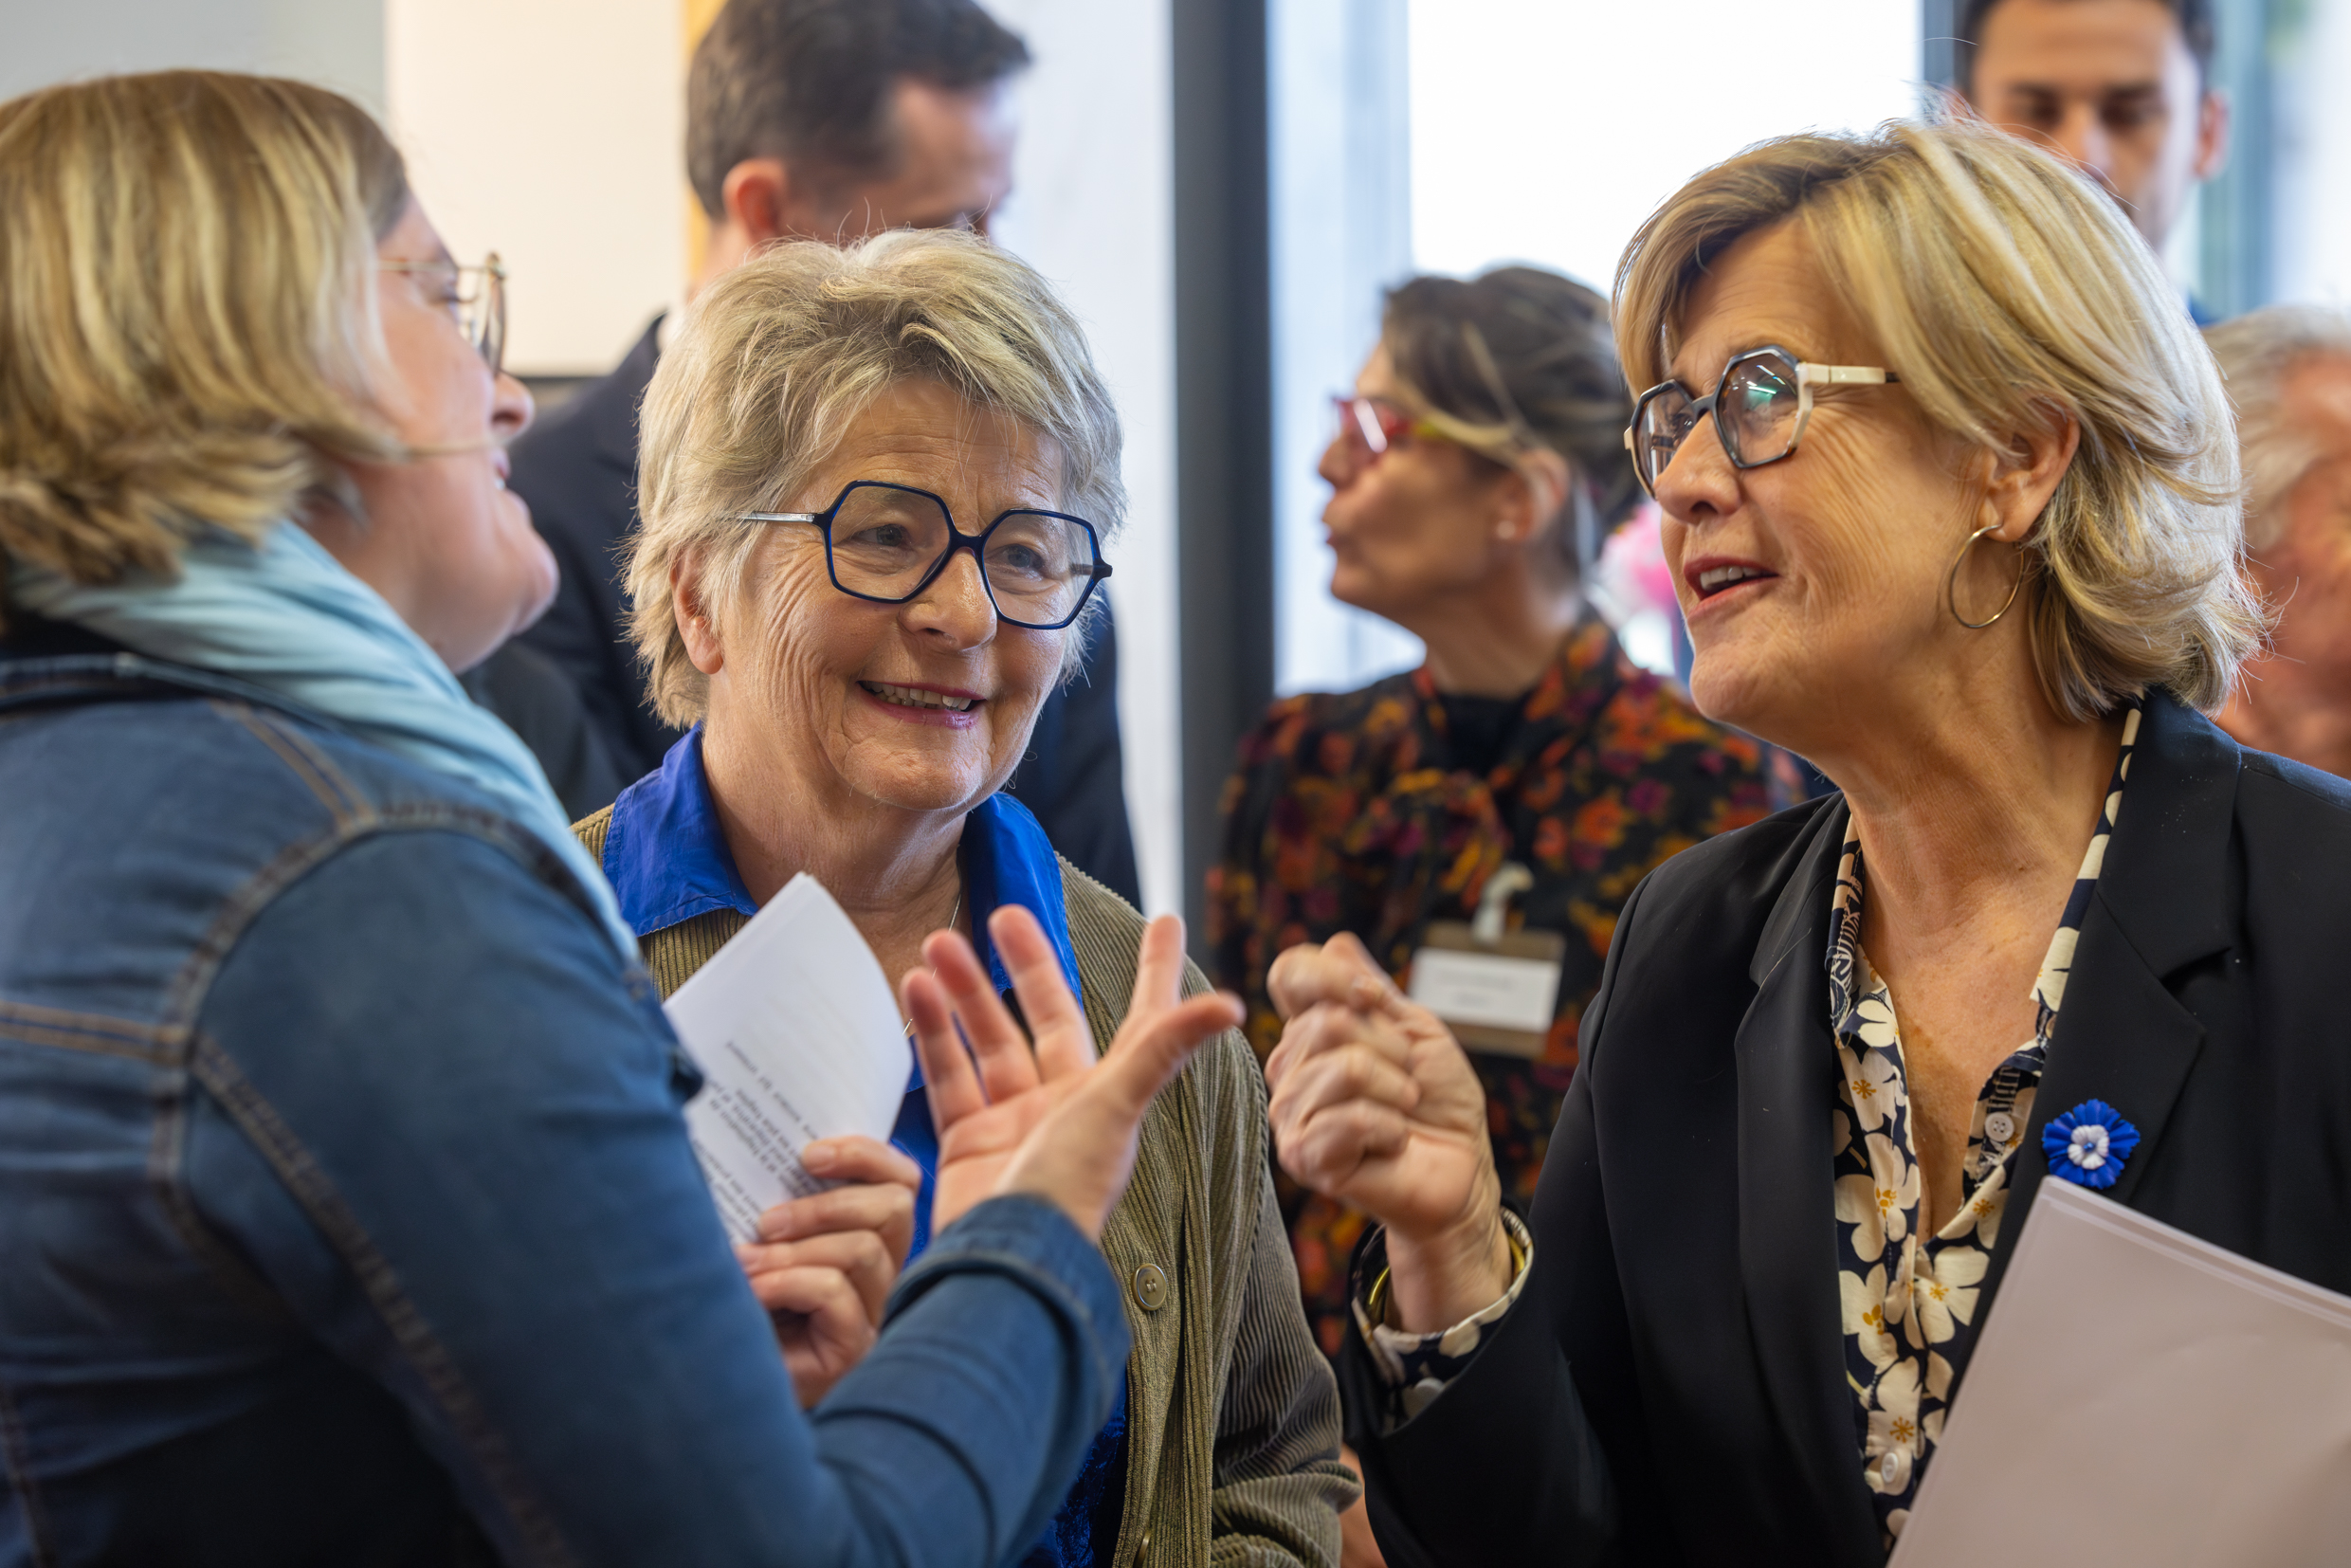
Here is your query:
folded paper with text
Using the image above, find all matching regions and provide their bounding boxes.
[1891,1178,2351,1565]
[661,873,910,1246]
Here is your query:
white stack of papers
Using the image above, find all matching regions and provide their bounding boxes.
[1892,1179,2351,1565]
[661,873,910,1245]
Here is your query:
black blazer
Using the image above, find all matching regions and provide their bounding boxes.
[1343,692,2351,1566]
[506,320,1142,902]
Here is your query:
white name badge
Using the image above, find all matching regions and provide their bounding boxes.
[1409,948,1562,1031]
[1407,921,1567,1059]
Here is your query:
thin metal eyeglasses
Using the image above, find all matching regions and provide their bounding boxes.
[737,480,1112,630]
[381,253,507,376]
[1624,344,1899,498]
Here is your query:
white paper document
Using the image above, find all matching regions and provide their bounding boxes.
[1891,1179,2351,1566]
[661,873,910,1246]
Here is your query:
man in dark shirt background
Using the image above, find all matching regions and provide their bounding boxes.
[1957,0,2227,314]
[501,0,1139,901]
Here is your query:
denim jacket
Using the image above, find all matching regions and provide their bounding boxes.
[0,632,1130,1568]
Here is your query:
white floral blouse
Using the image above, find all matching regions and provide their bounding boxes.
[1831,704,2139,1544]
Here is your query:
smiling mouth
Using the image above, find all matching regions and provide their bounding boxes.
[860,681,979,713]
[1693,564,1777,598]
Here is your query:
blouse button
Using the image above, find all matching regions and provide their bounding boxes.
[1133,1264,1170,1311]
[1877,1448,1912,1491]
[1984,1111,2017,1145]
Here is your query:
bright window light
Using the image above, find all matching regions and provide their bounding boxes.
[1410,0,1924,291]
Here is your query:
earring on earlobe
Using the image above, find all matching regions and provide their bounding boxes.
[1946,519,2025,630]
[1495,520,1519,540]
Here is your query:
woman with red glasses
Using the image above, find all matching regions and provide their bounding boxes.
[1205,264,1795,1371]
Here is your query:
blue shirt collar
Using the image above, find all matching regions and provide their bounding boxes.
[603,725,1083,1002]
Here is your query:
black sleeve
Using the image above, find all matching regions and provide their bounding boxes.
[509,410,680,782]
[1340,877,1669,1568]
[460,643,630,818]
[1006,602,1139,905]
[1338,1077,1623,1568]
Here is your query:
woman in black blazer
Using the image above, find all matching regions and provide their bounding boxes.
[1260,119,2350,1566]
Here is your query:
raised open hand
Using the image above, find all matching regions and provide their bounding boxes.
[1264,934,1512,1330]
[903,907,1241,1242]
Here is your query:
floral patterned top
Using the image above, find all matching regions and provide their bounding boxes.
[1208,610,1795,1351]
[1832,704,2140,1546]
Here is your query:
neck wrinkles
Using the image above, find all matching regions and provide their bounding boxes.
[698,718,968,938]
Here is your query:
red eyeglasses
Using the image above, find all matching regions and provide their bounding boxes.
[1329,395,1446,479]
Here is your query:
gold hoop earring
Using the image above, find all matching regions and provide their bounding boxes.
[1947,522,2023,630]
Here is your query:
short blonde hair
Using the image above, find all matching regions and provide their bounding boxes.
[1616,118,2262,720]
[629,228,1124,726]
[0,71,408,613]
[2204,305,2351,552]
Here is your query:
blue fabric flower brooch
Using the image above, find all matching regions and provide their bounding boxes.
[2042,1100,2141,1189]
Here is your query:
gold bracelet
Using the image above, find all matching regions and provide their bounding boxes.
[1365,1218,1524,1333]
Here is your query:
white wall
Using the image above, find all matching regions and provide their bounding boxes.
[987,0,1184,918]
[0,0,385,119]
[386,0,685,376]
[0,0,683,378]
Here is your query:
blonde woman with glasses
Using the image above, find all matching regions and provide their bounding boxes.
[0,71,1243,1567]
[1261,119,2351,1565]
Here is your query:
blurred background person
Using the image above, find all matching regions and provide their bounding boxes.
[1207,265,1793,1358]
[0,69,1226,1565]
[504,0,1141,903]
[1958,0,2226,314]
[2209,305,2351,777]
[582,228,1355,1565]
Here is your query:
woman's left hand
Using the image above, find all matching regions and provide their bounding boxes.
[736,1134,922,1409]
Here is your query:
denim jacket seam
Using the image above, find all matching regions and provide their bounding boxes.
[146,1067,299,1325]
[211,700,374,829]
[187,1030,579,1568]
[0,999,181,1064]
[0,1371,61,1568]
[155,805,620,1043]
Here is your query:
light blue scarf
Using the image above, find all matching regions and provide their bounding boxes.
[11,521,637,958]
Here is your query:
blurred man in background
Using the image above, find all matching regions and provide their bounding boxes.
[1959,0,2227,311]
[505,0,1140,901]
[2208,307,2351,780]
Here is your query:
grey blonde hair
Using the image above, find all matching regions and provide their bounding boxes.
[0,71,410,612]
[629,228,1124,726]
[2204,305,2351,552]
[1616,118,2263,720]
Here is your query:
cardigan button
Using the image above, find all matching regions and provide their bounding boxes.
[1133,1263,1169,1311]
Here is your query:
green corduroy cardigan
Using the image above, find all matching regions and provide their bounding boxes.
[575,806,1356,1568]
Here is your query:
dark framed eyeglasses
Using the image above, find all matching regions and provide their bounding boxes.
[381,253,507,376]
[737,480,1111,630]
[1624,345,1898,498]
